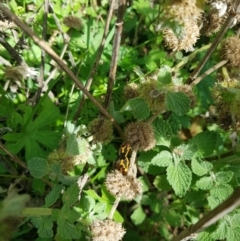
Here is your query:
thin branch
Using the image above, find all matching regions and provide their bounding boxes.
[73,0,116,121]
[0,35,25,65]
[190,60,228,87]
[0,3,124,139]
[187,0,240,83]
[35,0,49,103]
[171,187,240,241]
[103,0,126,110]
[0,142,27,169]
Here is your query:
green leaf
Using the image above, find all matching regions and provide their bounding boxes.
[196,176,214,190]
[153,175,172,192]
[28,158,49,178]
[152,118,172,146]
[210,184,233,203]
[121,97,150,121]
[191,158,213,176]
[31,216,53,238]
[151,151,173,167]
[158,65,172,85]
[62,183,79,206]
[215,171,234,184]
[44,184,63,207]
[165,91,190,116]
[173,144,197,161]
[196,231,214,241]
[167,162,192,197]
[27,100,60,131]
[165,210,182,227]
[191,131,218,157]
[66,134,87,156]
[130,206,146,225]
[57,220,81,239]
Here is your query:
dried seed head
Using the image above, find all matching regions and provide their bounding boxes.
[124,122,156,151]
[163,0,203,24]
[221,36,240,68]
[88,118,113,144]
[90,219,126,241]
[105,170,142,200]
[139,79,166,112]
[0,20,16,32]
[63,16,82,30]
[163,20,200,52]
[202,12,225,36]
[48,148,75,174]
[124,83,139,99]
[4,66,38,81]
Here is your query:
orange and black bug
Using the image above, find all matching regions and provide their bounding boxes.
[115,143,132,175]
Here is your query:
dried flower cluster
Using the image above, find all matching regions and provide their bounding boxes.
[221,36,240,68]
[90,219,125,241]
[4,66,38,81]
[105,170,142,200]
[163,19,200,52]
[88,118,113,144]
[124,122,156,151]
[124,83,139,99]
[162,0,202,52]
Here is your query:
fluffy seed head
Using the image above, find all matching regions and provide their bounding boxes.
[124,122,156,151]
[163,20,200,52]
[105,170,142,200]
[4,66,38,81]
[90,219,126,241]
[163,0,203,24]
[221,36,240,68]
[202,12,224,36]
[88,118,113,144]
[63,16,82,30]
[124,83,139,99]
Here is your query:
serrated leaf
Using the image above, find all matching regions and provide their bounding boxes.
[120,97,150,120]
[28,158,49,178]
[57,220,81,239]
[44,184,62,207]
[212,219,228,240]
[215,171,234,184]
[158,65,172,85]
[191,131,218,157]
[196,231,214,241]
[191,158,213,176]
[80,195,96,212]
[152,118,172,146]
[210,184,233,202]
[62,183,79,206]
[31,216,53,238]
[151,151,173,167]
[167,162,192,197]
[165,91,190,116]
[196,176,213,190]
[66,134,89,156]
[207,195,220,209]
[173,144,197,161]
[130,206,146,225]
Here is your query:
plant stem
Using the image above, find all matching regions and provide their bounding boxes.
[190,60,228,87]
[108,196,121,219]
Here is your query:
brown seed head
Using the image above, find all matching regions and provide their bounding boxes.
[63,16,82,30]
[124,122,156,151]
